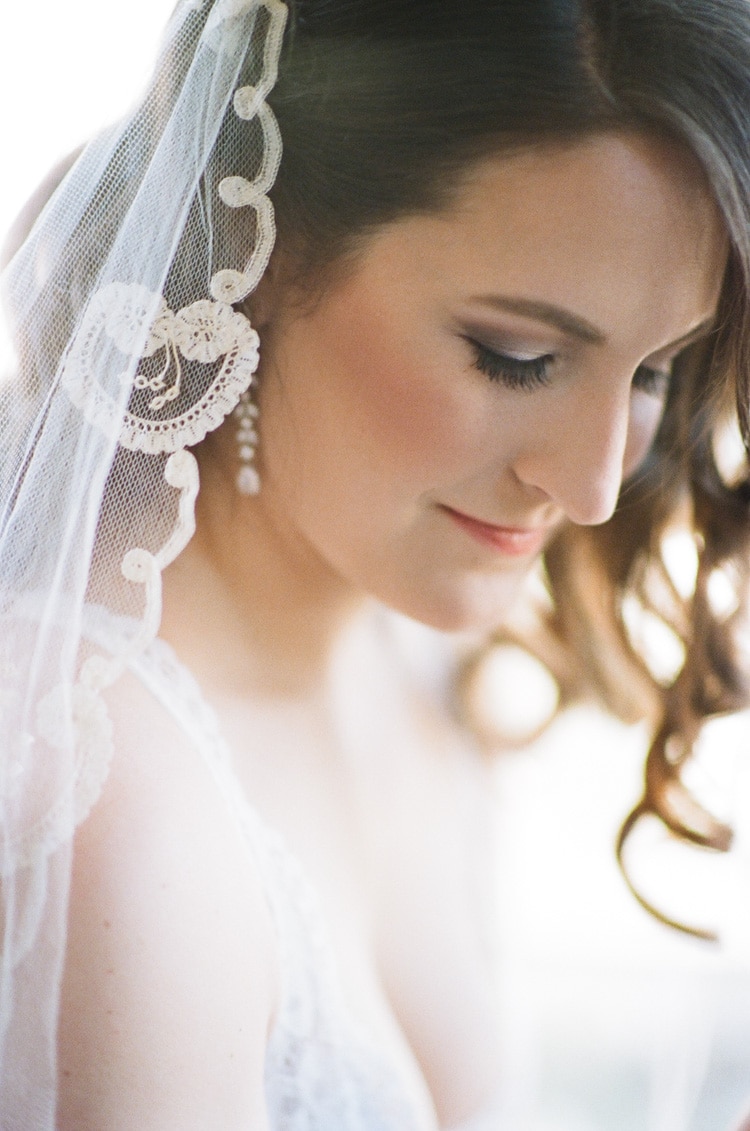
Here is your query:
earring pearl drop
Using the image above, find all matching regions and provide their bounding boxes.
[234,387,261,495]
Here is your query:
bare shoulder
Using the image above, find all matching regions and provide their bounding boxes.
[58,669,276,1131]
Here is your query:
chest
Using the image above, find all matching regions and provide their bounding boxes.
[213,679,502,1129]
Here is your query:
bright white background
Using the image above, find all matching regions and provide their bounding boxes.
[0,0,175,242]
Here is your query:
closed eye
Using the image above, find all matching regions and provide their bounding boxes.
[467,339,553,391]
[468,337,674,399]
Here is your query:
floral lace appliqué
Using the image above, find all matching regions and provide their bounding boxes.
[63,282,260,454]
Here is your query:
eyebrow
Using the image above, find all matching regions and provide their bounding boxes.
[471,296,606,344]
[471,295,717,353]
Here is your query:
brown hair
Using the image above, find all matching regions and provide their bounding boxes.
[265,0,750,937]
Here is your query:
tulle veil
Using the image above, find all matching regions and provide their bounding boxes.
[0,1,286,1123]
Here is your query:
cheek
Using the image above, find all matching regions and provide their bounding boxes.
[267,293,488,496]
[333,343,478,484]
[623,393,665,476]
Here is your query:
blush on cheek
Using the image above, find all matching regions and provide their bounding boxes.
[321,299,485,484]
[354,362,478,478]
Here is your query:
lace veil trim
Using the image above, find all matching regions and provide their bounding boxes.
[0,5,287,1124]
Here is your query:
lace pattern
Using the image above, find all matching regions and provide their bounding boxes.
[62,284,263,455]
[60,0,287,455]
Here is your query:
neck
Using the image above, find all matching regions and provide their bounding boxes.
[161,451,369,702]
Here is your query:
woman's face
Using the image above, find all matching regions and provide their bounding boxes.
[252,132,727,631]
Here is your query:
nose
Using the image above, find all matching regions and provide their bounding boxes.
[511,382,632,526]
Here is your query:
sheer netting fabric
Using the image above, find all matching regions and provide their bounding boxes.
[0,2,286,1125]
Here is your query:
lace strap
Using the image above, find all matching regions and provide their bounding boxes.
[123,635,438,1129]
[121,636,352,1009]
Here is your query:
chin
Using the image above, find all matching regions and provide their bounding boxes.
[381,570,530,636]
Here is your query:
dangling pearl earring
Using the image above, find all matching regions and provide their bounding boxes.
[234,384,260,495]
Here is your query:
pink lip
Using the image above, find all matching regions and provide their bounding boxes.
[441,506,550,557]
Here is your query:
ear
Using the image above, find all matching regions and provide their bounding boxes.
[242,245,290,330]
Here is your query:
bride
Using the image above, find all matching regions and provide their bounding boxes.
[2,1,750,1128]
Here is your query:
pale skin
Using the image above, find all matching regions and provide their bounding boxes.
[58,132,727,1129]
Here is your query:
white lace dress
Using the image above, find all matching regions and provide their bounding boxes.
[124,635,501,1131]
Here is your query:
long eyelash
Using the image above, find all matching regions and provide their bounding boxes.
[469,340,553,391]
[470,342,671,397]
